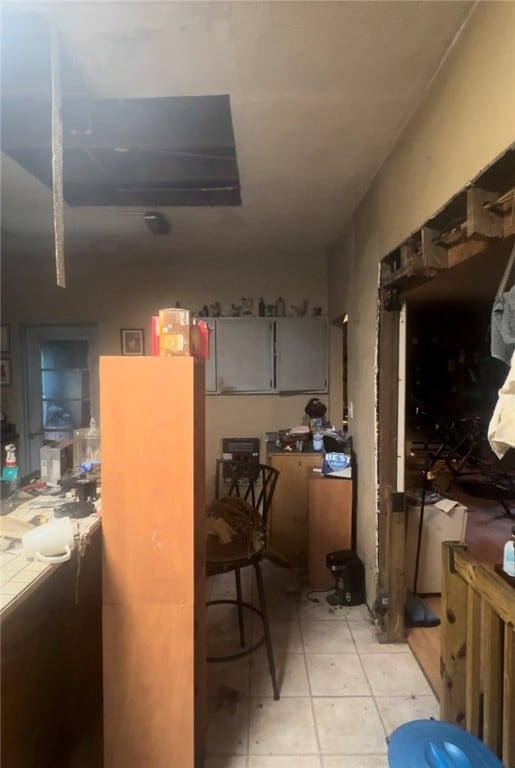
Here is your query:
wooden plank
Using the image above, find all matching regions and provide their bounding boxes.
[377,299,404,643]
[406,620,442,700]
[467,187,504,239]
[465,585,481,736]
[421,227,448,269]
[307,473,352,589]
[503,624,515,768]
[440,542,468,727]
[400,241,423,276]
[446,236,490,268]
[482,603,503,756]
[453,549,515,627]
[268,453,322,567]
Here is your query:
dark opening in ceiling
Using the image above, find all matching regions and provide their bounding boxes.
[1,10,241,207]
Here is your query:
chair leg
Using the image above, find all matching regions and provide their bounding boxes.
[234,567,245,646]
[253,561,280,700]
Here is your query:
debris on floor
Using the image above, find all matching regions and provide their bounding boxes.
[215,684,243,714]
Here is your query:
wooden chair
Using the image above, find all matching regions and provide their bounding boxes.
[206,459,280,700]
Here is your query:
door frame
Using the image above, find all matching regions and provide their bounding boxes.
[376,291,406,642]
[20,324,99,476]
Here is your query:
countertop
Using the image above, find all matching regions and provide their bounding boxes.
[266,442,322,455]
[0,495,101,621]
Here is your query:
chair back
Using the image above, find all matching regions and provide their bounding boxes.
[214,459,279,531]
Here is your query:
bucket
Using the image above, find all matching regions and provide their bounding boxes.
[388,720,503,767]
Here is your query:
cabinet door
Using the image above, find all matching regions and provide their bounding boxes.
[205,321,217,393]
[275,317,328,393]
[217,319,274,393]
[268,453,323,567]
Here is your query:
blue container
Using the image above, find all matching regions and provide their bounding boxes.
[388,720,503,768]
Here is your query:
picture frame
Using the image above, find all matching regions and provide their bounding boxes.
[1,358,11,386]
[1,325,10,353]
[120,328,145,356]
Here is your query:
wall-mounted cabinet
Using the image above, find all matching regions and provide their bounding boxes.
[204,316,328,395]
[217,318,274,393]
[275,317,328,393]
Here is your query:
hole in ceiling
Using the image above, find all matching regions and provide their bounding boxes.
[1,9,241,208]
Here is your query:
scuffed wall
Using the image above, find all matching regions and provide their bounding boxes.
[328,1,515,603]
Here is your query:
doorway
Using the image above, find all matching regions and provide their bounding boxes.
[23,325,99,476]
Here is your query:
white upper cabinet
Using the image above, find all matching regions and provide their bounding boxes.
[275,317,328,393]
[216,318,274,393]
[205,316,328,394]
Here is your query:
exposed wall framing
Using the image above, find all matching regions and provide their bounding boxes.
[380,148,515,294]
[376,146,514,642]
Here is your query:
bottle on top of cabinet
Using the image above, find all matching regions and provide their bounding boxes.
[275,297,285,317]
[503,526,515,577]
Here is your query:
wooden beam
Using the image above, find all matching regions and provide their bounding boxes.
[482,603,503,756]
[377,296,405,643]
[421,227,448,270]
[467,187,504,239]
[465,585,481,736]
[503,625,515,767]
[440,542,468,728]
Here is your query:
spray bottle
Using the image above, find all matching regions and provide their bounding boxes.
[2,444,19,488]
[503,525,515,578]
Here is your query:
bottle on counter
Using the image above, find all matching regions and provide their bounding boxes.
[503,525,515,577]
[2,444,19,489]
[275,296,285,317]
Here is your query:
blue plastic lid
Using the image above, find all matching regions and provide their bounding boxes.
[388,720,504,768]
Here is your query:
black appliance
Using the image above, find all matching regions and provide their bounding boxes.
[221,437,260,483]
[325,549,366,607]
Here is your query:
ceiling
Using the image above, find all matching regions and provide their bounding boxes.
[1,1,474,260]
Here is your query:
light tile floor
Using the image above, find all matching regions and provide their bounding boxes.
[205,561,439,768]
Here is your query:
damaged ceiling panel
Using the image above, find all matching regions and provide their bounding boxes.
[1,9,241,208]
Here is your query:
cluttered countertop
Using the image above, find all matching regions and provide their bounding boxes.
[265,397,353,477]
[0,482,101,620]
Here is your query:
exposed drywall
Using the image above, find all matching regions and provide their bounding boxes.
[1,247,328,488]
[328,1,515,602]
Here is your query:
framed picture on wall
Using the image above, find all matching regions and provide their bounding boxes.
[120,328,145,356]
[1,359,11,386]
[1,325,9,353]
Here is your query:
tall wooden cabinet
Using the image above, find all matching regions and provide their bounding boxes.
[100,357,206,768]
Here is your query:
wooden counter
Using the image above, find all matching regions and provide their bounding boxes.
[268,452,323,567]
[1,523,102,768]
[307,471,352,588]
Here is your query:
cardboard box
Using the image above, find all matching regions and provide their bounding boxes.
[40,439,73,483]
[406,501,468,593]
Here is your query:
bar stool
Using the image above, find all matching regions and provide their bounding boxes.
[206,459,280,700]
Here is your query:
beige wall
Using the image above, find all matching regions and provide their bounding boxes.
[1,247,328,491]
[328,1,515,601]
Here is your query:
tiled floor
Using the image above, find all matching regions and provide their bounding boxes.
[205,561,439,768]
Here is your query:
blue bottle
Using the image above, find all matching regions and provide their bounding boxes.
[503,525,515,578]
[2,444,19,489]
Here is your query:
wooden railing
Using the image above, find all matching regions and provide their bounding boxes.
[441,541,515,768]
